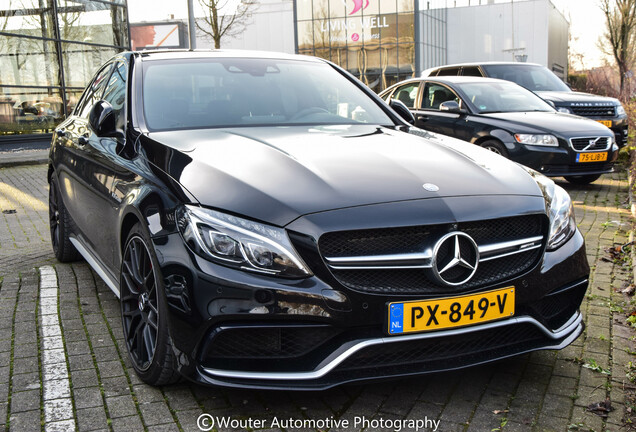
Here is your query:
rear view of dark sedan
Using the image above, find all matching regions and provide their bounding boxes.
[49,50,589,390]
[380,76,618,184]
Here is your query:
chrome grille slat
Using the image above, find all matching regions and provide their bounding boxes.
[324,235,543,270]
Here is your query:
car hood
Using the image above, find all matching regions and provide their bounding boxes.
[536,90,619,105]
[143,125,543,226]
[480,112,614,135]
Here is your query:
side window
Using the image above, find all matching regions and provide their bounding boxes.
[390,82,420,109]
[423,83,460,110]
[462,67,483,77]
[77,64,112,118]
[102,61,128,130]
[436,67,460,76]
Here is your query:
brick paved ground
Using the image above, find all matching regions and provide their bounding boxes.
[0,164,634,432]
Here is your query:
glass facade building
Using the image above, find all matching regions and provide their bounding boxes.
[0,0,129,137]
[295,0,446,92]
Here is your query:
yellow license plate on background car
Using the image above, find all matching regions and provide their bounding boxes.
[597,120,612,127]
[387,287,515,335]
[576,152,607,163]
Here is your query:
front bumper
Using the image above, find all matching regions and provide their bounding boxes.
[154,208,589,390]
[196,308,584,390]
[503,140,617,177]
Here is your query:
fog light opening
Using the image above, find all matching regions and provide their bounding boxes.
[254,289,273,304]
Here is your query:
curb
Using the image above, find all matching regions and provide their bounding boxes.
[0,151,48,169]
[629,156,636,286]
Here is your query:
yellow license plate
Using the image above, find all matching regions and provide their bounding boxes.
[387,287,515,335]
[597,120,612,127]
[576,152,607,163]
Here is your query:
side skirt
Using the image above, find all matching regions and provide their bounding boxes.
[69,237,121,298]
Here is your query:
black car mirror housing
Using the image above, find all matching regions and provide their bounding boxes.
[89,100,118,138]
[439,101,464,113]
[389,99,415,124]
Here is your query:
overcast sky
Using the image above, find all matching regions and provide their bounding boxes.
[127,0,609,70]
[552,0,607,69]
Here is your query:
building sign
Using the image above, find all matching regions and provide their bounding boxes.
[130,22,186,50]
[320,16,389,43]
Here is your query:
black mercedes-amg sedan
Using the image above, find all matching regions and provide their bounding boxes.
[380,76,618,185]
[49,50,589,390]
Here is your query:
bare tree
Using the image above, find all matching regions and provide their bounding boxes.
[195,0,257,49]
[599,0,636,99]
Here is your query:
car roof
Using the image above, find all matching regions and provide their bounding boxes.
[385,76,515,91]
[426,76,516,85]
[132,49,324,63]
[430,61,544,68]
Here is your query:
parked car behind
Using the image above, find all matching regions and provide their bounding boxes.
[49,50,589,389]
[422,62,629,147]
[380,76,618,184]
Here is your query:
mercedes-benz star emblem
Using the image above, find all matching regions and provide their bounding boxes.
[431,232,479,286]
[422,183,439,192]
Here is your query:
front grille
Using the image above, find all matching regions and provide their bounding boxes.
[320,215,545,295]
[541,162,612,175]
[320,215,542,257]
[320,225,433,257]
[205,326,341,359]
[570,137,611,151]
[530,281,587,330]
[335,323,545,371]
[570,106,615,117]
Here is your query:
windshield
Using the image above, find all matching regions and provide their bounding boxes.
[457,81,555,114]
[481,64,571,92]
[142,58,394,131]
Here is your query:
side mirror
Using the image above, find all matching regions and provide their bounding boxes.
[88,100,117,137]
[546,100,556,108]
[389,99,415,124]
[439,101,463,113]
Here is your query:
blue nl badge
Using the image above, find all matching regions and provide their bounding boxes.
[389,303,404,334]
[576,154,580,162]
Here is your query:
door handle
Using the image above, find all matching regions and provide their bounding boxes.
[416,115,429,122]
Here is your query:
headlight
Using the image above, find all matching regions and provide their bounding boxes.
[617,104,626,116]
[176,205,312,278]
[514,134,559,147]
[557,107,572,114]
[546,184,576,250]
[521,167,576,250]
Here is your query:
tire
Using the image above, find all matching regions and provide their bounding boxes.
[564,174,602,185]
[120,223,180,386]
[480,140,509,158]
[49,175,80,262]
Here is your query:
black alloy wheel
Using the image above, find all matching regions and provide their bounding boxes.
[120,223,179,385]
[48,175,79,262]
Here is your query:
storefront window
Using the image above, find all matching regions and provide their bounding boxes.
[56,0,129,47]
[0,0,129,137]
[295,0,418,92]
[61,42,118,88]
[0,87,64,135]
[0,39,60,87]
